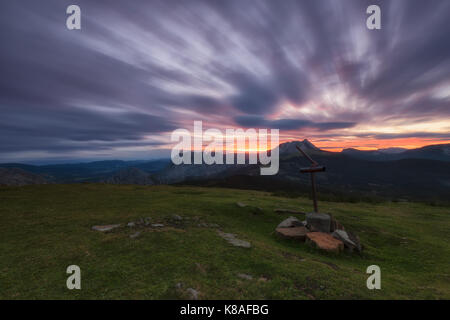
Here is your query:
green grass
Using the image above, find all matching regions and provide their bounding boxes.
[0,184,449,299]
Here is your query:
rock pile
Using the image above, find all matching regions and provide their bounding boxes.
[275,213,362,254]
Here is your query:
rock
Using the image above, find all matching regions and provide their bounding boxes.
[346,230,362,253]
[172,214,183,220]
[217,231,251,248]
[186,288,199,300]
[277,216,303,228]
[175,282,183,289]
[207,223,220,228]
[127,222,135,227]
[151,223,164,227]
[91,224,121,232]
[306,213,331,233]
[197,222,220,228]
[332,230,356,251]
[274,208,306,215]
[236,202,247,208]
[276,226,308,241]
[237,273,253,280]
[129,231,141,239]
[144,217,151,226]
[306,232,344,253]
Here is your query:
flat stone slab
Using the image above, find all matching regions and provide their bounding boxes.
[218,231,251,248]
[277,216,303,228]
[92,224,121,232]
[237,273,253,280]
[151,223,164,227]
[276,226,308,241]
[306,213,331,233]
[236,202,247,208]
[306,232,344,253]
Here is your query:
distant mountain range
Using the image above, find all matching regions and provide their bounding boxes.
[0,167,48,186]
[153,140,450,202]
[342,143,450,161]
[1,141,449,202]
[0,159,170,184]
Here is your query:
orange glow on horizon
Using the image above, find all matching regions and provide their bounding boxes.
[180,138,449,153]
[311,138,450,152]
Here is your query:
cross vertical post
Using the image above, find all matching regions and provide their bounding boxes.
[310,172,318,213]
[296,145,325,214]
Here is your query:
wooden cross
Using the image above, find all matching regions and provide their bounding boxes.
[295,145,326,213]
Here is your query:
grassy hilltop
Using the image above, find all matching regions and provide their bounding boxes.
[0,184,449,299]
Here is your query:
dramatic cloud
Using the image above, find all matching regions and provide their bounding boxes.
[234,116,356,131]
[0,0,449,162]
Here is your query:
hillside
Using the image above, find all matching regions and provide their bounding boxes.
[158,141,450,202]
[342,143,450,162]
[0,184,448,299]
[1,141,449,201]
[0,167,48,186]
[0,159,170,183]
[103,167,155,185]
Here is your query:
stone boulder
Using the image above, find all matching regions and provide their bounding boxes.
[306,232,344,253]
[306,213,331,233]
[277,216,303,228]
[347,230,362,253]
[276,226,308,242]
[332,230,356,251]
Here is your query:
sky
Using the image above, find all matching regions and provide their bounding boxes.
[1,0,450,163]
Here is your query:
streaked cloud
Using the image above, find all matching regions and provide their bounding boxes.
[0,0,449,161]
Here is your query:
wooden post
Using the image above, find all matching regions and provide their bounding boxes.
[311,172,318,213]
[296,145,325,214]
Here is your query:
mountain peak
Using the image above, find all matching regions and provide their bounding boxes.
[301,139,319,150]
[278,139,321,155]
